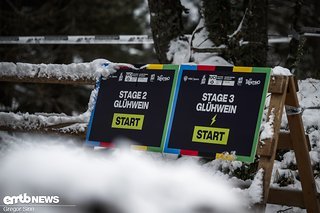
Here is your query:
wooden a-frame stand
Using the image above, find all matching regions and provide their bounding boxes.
[255,76,320,212]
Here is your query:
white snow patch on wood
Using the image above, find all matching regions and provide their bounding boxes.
[245,168,264,204]
[260,108,275,141]
[271,66,292,76]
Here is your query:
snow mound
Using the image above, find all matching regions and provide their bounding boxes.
[0,133,248,213]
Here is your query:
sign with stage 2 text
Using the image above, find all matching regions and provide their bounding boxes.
[86,64,178,152]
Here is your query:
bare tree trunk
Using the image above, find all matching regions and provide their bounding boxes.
[241,0,268,66]
[203,0,230,47]
[147,0,184,63]
[202,0,268,66]
[312,0,320,78]
[202,0,232,63]
[285,0,303,72]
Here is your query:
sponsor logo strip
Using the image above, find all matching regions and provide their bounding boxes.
[208,75,223,86]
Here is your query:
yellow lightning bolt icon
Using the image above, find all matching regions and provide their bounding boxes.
[210,114,217,126]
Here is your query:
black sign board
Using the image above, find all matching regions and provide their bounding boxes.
[164,65,270,162]
[86,64,178,152]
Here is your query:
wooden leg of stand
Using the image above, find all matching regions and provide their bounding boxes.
[256,77,289,212]
[286,77,320,212]
[287,113,320,212]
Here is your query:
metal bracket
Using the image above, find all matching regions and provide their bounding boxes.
[285,105,303,115]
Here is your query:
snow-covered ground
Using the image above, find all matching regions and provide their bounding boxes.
[0,133,250,213]
[0,62,319,213]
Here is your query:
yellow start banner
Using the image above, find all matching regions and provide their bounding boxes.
[111,113,144,130]
[192,126,229,145]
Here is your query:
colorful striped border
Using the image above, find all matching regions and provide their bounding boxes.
[85,78,101,147]
[85,64,179,153]
[164,65,271,163]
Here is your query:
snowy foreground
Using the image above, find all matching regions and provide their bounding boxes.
[0,130,312,213]
[0,134,250,213]
[0,62,319,213]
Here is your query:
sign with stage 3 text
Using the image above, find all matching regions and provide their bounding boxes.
[164,65,270,162]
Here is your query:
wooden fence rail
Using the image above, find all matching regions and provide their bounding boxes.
[0,61,99,85]
[0,62,99,136]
